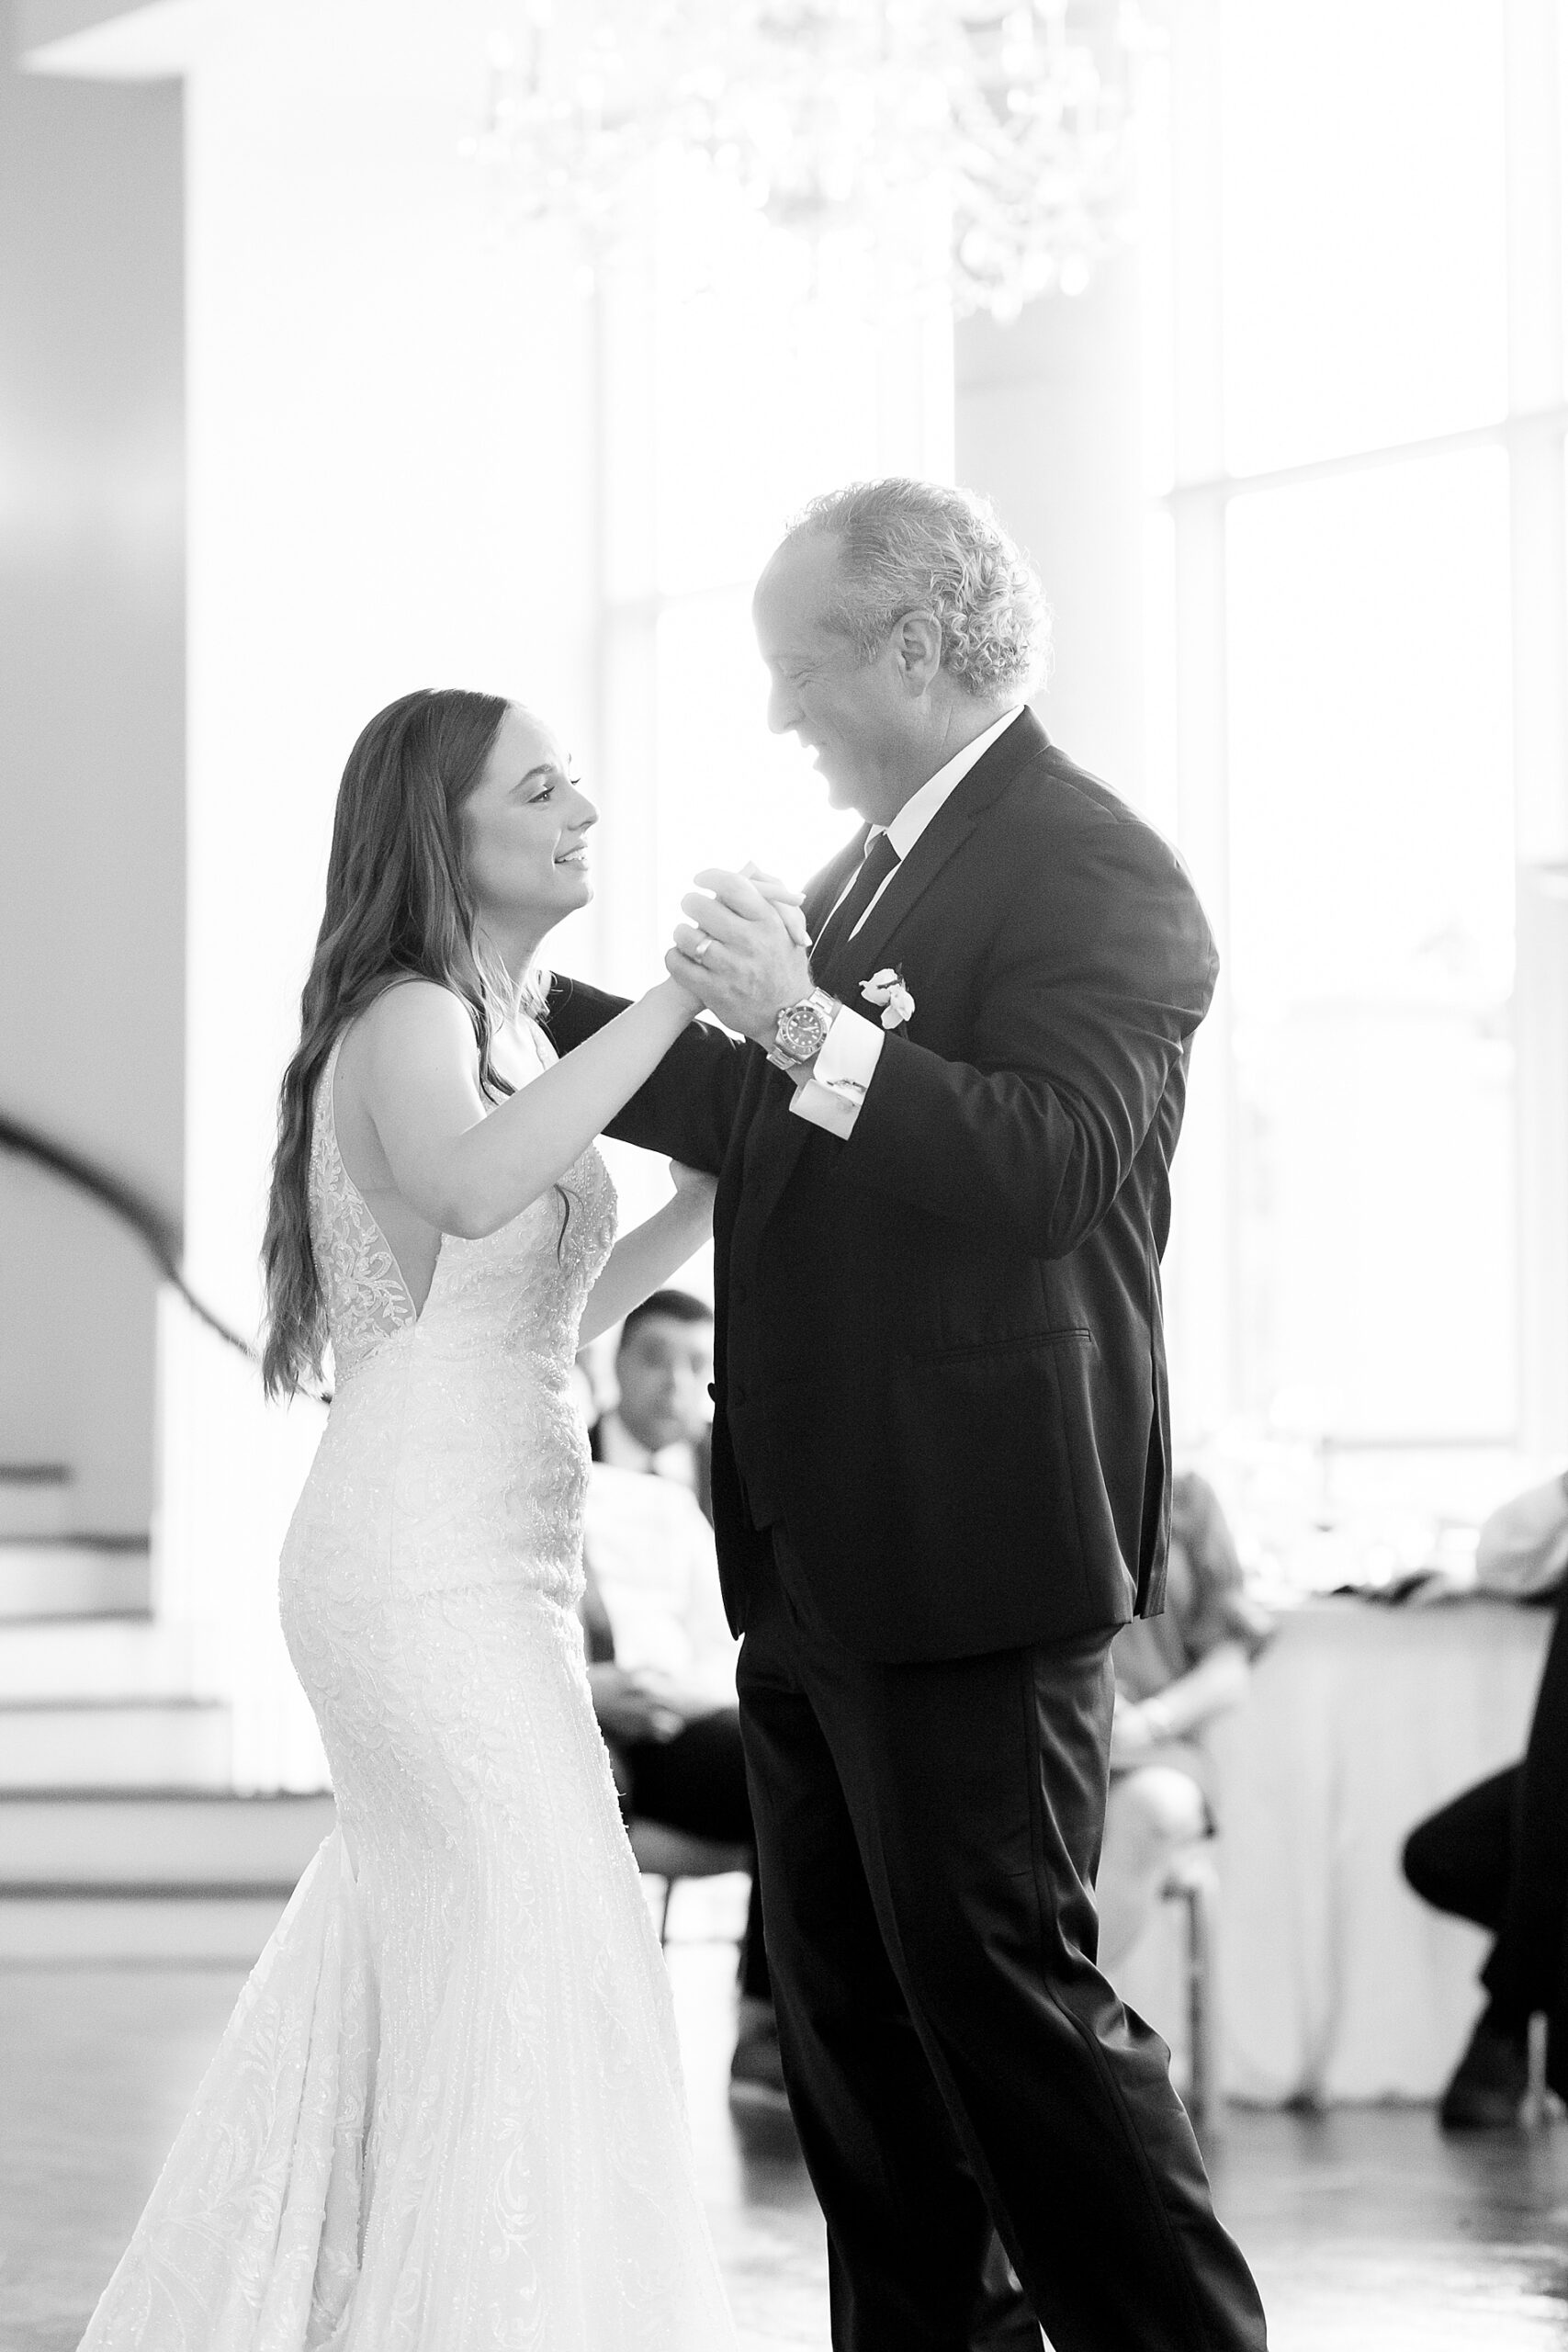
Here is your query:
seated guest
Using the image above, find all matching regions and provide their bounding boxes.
[1402,1471,1568,2129]
[590,1287,714,1521]
[581,1333,783,2110]
[1098,1470,1272,1967]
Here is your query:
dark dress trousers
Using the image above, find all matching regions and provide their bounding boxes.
[547,710,1267,2351]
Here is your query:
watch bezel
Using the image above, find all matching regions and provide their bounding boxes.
[769,989,838,1068]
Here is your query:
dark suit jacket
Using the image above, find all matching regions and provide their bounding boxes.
[547,709,1217,1663]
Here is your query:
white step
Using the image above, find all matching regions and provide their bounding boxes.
[0,1790,333,1961]
[0,1538,151,1620]
[0,1698,231,1788]
[0,1789,335,1885]
[0,1892,293,1963]
[0,1465,73,1541]
[0,1615,195,1702]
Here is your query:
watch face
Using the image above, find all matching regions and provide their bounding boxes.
[777,1001,829,1059]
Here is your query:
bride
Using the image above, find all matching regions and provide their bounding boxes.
[78,687,762,2350]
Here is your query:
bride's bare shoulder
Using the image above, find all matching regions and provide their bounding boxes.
[344,984,486,1116]
[356,979,476,1053]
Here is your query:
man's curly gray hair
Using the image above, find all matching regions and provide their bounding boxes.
[780,478,1050,700]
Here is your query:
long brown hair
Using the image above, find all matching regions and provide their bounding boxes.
[261,686,519,1398]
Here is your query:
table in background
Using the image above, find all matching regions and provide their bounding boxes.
[1114,1597,1552,2106]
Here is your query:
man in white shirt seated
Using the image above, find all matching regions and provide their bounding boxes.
[582,1293,783,2109]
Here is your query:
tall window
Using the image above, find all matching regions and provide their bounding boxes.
[591,175,952,1230]
[1150,0,1567,1476]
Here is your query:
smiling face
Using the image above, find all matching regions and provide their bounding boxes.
[458,704,597,941]
[752,534,930,826]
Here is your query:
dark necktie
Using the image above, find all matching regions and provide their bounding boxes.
[811,830,900,972]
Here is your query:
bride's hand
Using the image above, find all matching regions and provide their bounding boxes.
[740,863,810,950]
[664,964,707,1012]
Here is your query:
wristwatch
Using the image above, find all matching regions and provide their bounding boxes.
[766,988,841,1071]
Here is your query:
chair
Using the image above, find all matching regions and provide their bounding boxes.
[627,1817,753,1947]
[1160,1843,1221,2132]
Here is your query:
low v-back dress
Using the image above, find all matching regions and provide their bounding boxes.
[79,1019,738,2352]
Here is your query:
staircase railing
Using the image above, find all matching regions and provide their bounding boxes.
[0,1112,256,1363]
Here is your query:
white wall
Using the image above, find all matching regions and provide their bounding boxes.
[0,1,184,1532]
[182,0,604,1334]
[158,0,604,1781]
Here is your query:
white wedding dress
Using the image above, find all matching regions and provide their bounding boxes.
[80,1021,738,2352]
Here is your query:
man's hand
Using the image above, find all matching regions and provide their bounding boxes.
[587,1664,685,1745]
[743,865,811,951]
[668,866,814,1046]
[1109,1693,1157,1768]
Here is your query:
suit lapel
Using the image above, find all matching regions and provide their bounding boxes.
[818,799,976,1000]
[818,706,1046,1001]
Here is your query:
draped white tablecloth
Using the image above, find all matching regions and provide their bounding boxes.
[1113,1597,1552,2106]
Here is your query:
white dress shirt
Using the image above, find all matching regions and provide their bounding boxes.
[582,1464,739,1708]
[791,703,1026,1138]
[594,1406,698,1493]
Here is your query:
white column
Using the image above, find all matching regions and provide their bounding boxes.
[954,252,1146,798]
[1160,0,1236,1442]
[157,0,604,1785]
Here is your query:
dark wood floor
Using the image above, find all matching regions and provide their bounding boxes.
[4,1912,1567,2349]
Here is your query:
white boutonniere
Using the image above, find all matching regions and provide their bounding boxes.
[861,967,915,1031]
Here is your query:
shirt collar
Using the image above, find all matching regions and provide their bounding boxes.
[598,1409,695,1487]
[880,704,1026,862]
[598,1410,658,1475]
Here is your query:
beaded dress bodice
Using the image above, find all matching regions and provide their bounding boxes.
[296,1020,618,1610]
[310,1023,616,1392]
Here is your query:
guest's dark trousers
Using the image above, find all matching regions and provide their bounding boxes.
[1403,1585,1568,2087]
[615,1707,770,2002]
[737,1534,1268,2352]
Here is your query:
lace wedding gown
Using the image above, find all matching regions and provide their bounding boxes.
[80,1022,739,2352]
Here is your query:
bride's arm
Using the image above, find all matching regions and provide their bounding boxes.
[362,977,700,1239]
[578,1164,716,1346]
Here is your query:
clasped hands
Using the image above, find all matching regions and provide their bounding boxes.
[586,1662,710,1746]
[666,864,813,1045]
[1109,1691,1175,1767]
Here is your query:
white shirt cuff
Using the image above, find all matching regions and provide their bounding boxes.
[787,1004,886,1137]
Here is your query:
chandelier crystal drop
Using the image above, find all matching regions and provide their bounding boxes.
[467,2,1155,320]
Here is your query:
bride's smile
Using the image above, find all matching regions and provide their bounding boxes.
[460,704,598,953]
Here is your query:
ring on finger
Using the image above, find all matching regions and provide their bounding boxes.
[691,933,713,961]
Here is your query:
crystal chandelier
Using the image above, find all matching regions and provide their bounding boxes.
[468,3,1154,321]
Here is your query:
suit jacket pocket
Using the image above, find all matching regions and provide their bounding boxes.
[911,1326,1095,1367]
[875,1328,1122,1627]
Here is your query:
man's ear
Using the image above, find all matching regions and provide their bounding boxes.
[893,609,942,689]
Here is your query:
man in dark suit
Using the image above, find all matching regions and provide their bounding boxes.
[547,479,1267,2351]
